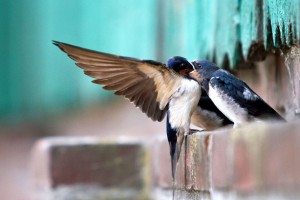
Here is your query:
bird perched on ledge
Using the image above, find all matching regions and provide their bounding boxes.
[53,41,232,185]
[190,60,285,125]
[165,63,232,179]
[53,41,201,181]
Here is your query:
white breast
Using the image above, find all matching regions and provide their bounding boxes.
[168,79,201,133]
[208,83,249,126]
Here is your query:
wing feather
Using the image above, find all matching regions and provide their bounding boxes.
[53,41,183,121]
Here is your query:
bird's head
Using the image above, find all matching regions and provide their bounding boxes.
[189,60,219,84]
[167,56,195,77]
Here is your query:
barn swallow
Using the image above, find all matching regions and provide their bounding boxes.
[191,88,233,130]
[166,64,233,180]
[52,41,201,184]
[190,60,285,126]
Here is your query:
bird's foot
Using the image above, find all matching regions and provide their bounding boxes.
[188,128,200,135]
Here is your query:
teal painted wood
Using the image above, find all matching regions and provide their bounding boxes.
[161,0,300,68]
[1,0,300,120]
[0,0,9,117]
[0,0,158,120]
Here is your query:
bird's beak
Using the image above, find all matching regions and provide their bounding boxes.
[189,70,202,82]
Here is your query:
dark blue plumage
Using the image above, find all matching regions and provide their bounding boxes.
[165,56,196,181]
[166,58,233,182]
[210,70,283,120]
[166,112,177,179]
[190,60,285,124]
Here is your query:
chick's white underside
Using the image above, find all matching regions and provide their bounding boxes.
[208,83,250,126]
[168,79,201,133]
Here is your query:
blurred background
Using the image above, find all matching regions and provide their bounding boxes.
[0,0,300,199]
[0,1,166,199]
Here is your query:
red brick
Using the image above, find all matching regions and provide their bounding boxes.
[230,122,269,193]
[232,139,256,192]
[30,137,149,189]
[263,121,300,190]
[211,128,231,189]
[152,136,172,188]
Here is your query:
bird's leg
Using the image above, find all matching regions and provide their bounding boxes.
[188,128,200,135]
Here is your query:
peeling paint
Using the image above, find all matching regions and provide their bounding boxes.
[162,0,300,68]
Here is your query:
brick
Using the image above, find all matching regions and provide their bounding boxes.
[152,136,172,188]
[230,122,269,193]
[180,120,300,198]
[211,128,232,189]
[212,121,300,194]
[30,120,300,199]
[232,137,256,192]
[30,137,150,190]
[263,121,300,190]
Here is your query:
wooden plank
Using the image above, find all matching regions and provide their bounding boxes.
[161,0,300,68]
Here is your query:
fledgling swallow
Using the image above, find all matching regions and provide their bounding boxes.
[191,88,233,130]
[52,41,201,184]
[190,60,286,126]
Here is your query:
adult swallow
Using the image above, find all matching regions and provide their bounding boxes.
[53,41,201,182]
[190,60,285,126]
[166,63,233,180]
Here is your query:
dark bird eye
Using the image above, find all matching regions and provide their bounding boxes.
[180,63,186,68]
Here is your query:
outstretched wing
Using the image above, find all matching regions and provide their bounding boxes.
[209,70,285,121]
[53,41,183,121]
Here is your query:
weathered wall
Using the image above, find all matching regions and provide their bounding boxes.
[0,0,159,120]
[1,0,300,120]
[161,0,300,67]
[233,48,300,120]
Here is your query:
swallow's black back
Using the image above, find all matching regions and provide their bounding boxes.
[210,70,285,121]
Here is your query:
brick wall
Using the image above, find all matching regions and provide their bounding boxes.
[30,120,300,200]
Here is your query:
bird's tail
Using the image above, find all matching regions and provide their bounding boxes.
[169,132,184,178]
[166,113,178,180]
[166,114,181,199]
[169,139,177,180]
[166,112,187,199]
[170,130,184,200]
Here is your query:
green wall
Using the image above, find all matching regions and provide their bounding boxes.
[1,0,299,121]
[0,0,158,121]
[162,0,300,66]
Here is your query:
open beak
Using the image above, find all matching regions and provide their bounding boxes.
[189,70,202,82]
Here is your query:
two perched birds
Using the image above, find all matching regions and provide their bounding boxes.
[53,41,285,182]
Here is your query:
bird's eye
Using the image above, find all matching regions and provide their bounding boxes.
[180,63,186,68]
